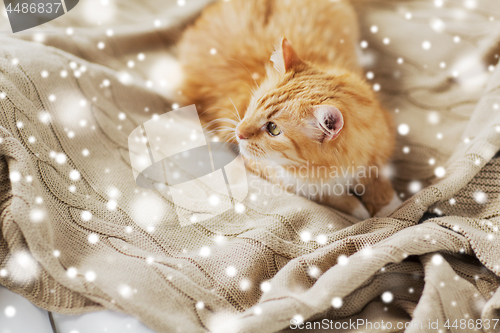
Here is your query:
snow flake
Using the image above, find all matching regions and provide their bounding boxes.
[331,297,343,309]
[69,170,81,181]
[118,284,133,298]
[4,306,16,318]
[430,18,445,33]
[360,41,368,48]
[464,0,476,9]
[88,233,99,244]
[373,83,381,91]
[409,181,422,194]
[97,42,105,49]
[381,291,393,303]
[208,194,220,206]
[422,41,432,50]
[337,255,349,266]
[293,315,304,324]
[210,48,217,55]
[53,250,60,257]
[234,203,245,213]
[366,71,374,80]
[199,246,211,257]
[307,266,321,279]
[434,166,446,178]
[106,29,114,37]
[81,210,92,221]
[449,198,456,205]
[260,281,271,293]
[41,70,49,78]
[82,149,90,157]
[48,94,56,102]
[55,153,67,164]
[427,111,440,125]
[196,301,204,310]
[370,25,378,33]
[138,53,145,61]
[225,266,237,277]
[85,271,96,282]
[473,191,487,204]
[107,199,117,210]
[432,254,443,265]
[9,171,21,183]
[240,279,251,291]
[66,27,74,35]
[30,209,45,223]
[300,231,311,242]
[316,234,327,245]
[66,267,78,278]
[398,123,409,135]
[39,112,51,124]
[214,235,226,245]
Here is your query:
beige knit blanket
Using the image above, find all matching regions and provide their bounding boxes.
[0,0,500,332]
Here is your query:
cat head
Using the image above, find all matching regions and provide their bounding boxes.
[236,38,390,172]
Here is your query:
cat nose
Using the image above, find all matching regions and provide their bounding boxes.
[236,129,247,140]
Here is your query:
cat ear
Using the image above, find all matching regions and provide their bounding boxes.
[270,38,305,74]
[313,105,344,141]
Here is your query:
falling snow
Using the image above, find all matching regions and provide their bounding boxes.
[337,255,348,266]
[473,191,487,204]
[381,291,393,303]
[4,306,16,318]
[332,297,343,309]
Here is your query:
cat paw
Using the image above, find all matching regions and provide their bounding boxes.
[352,203,371,220]
[374,193,403,217]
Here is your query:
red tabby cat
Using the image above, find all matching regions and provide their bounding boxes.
[178,0,400,219]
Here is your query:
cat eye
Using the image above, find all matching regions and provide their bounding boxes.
[267,122,281,136]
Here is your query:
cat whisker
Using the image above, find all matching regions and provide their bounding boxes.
[215,75,255,96]
[227,58,259,89]
[228,98,242,122]
[202,118,239,131]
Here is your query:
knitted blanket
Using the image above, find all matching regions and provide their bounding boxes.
[0,0,499,332]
